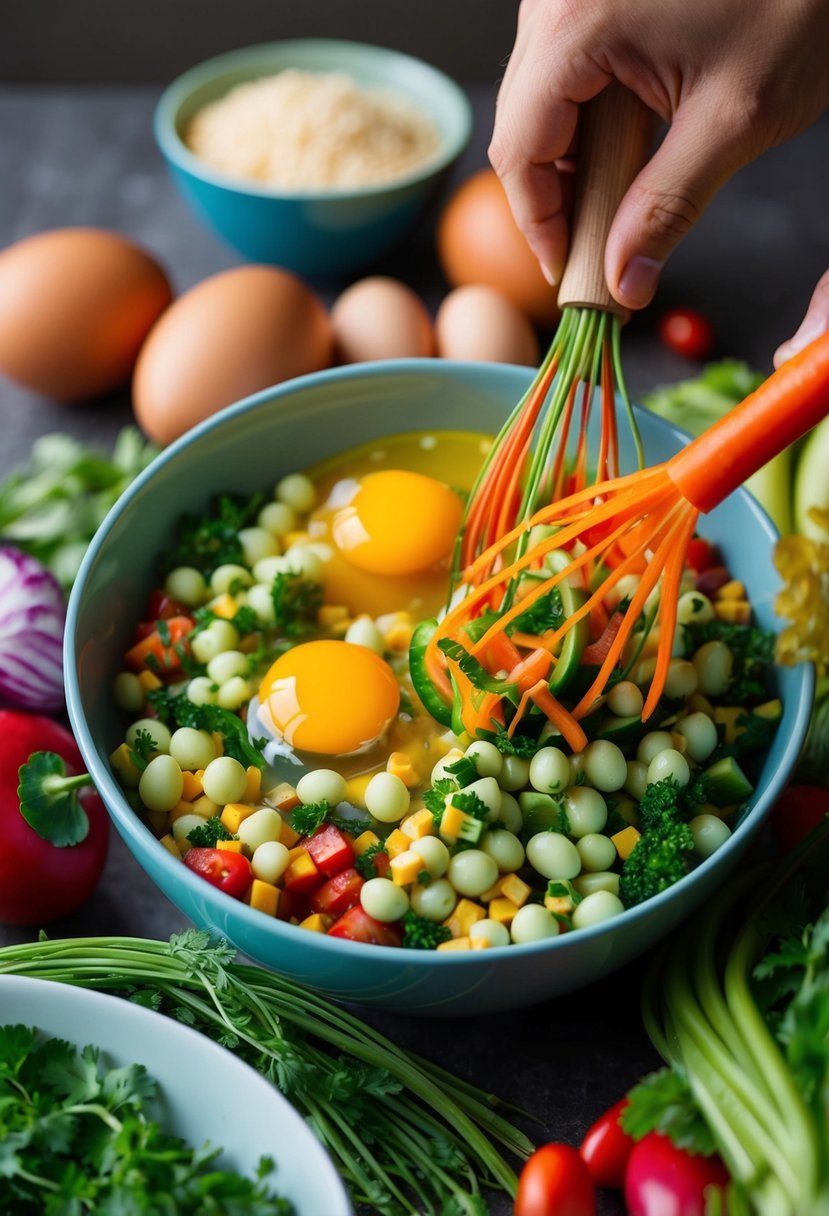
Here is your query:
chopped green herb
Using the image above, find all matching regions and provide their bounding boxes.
[271,572,323,638]
[354,842,389,880]
[186,817,237,847]
[128,728,157,772]
[622,1067,717,1156]
[401,911,452,950]
[423,778,455,824]
[684,619,775,704]
[289,800,330,837]
[163,493,264,575]
[508,588,564,636]
[486,723,544,758]
[144,692,266,770]
[444,754,479,788]
[449,791,490,822]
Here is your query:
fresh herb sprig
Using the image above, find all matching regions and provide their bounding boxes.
[0,1024,291,1214]
[0,932,534,1213]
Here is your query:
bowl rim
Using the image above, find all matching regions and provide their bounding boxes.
[65,358,816,973]
[154,37,474,202]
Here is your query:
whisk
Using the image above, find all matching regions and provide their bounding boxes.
[432,331,829,749]
[452,82,655,583]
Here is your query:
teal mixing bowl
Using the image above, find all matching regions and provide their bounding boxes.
[154,40,473,278]
[65,360,814,1016]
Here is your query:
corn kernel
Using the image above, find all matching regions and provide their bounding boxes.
[488,897,517,926]
[299,912,334,934]
[283,530,310,549]
[384,828,410,859]
[109,742,141,788]
[436,936,473,952]
[500,874,532,908]
[220,802,257,834]
[318,604,350,628]
[246,879,279,916]
[479,877,506,903]
[137,669,163,694]
[387,751,419,788]
[444,898,485,938]
[400,807,434,839]
[714,599,752,624]
[715,579,746,601]
[353,830,381,856]
[160,833,182,859]
[181,770,203,801]
[611,824,641,861]
[390,850,424,887]
[209,593,238,619]
[385,620,414,652]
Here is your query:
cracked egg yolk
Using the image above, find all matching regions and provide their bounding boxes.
[257,639,400,756]
[331,469,462,575]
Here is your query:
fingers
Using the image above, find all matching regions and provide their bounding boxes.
[604,96,750,309]
[774,269,829,367]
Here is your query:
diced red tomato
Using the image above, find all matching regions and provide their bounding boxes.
[657,307,716,361]
[124,614,194,674]
[312,867,364,918]
[685,537,720,574]
[275,888,312,923]
[183,847,252,898]
[579,1097,635,1189]
[146,588,190,621]
[327,906,403,946]
[304,823,356,878]
[694,565,731,596]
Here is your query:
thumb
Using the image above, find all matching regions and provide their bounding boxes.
[774,269,829,368]
[604,98,747,310]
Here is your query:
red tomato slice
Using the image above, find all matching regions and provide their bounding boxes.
[624,1132,729,1216]
[304,823,356,878]
[312,867,364,918]
[657,307,715,361]
[327,906,403,946]
[770,785,829,853]
[183,847,252,898]
[515,1143,597,1216]
[579,1097,634,1189]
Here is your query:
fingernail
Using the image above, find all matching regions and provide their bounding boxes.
[618,256,663,309]
[540,262,559,287]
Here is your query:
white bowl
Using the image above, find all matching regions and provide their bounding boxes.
[0,974,353,1216]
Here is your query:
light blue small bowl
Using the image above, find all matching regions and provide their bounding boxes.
[154,40,473,278]
[66,360,814,1016]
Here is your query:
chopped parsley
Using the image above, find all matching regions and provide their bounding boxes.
[354,842,389,879]
[271,571,323,638]
[289,800,371,839]
[185,817,237,847]
[401,911,452,950]
[443,754,479,788]
[162,492,264,575]
[128,728,157,772]
[145,691,267,770]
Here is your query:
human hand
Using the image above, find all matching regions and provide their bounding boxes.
[490,0,829,311]
[774,269,829,367]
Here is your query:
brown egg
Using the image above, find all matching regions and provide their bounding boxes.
[331,277,434,363]
[0,227,172,402]
[436,169,560,328]
[132,265,333,444]
[435,285,540,366]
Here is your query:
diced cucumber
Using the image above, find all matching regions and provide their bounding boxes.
[703,756,754,807]
[518,791,567,834]
[548,583,589,696]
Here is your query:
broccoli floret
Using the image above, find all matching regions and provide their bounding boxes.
[619,821,695,908]
[401,911,452,950]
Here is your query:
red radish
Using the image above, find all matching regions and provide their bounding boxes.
[624,1131,729,1216]
[0,710,108,924]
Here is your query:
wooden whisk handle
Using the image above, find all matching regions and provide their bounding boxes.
[557,83,656,314]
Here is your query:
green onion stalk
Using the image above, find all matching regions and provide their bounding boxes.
[640,819,829,1215]
[0,930,534,1216]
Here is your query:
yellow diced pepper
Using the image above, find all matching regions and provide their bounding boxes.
[715,579,746,601]
[714,599,752,625]
[352,830,381,856]
[384,828,410,859]
[109,742,141,788]
[209,593,238,619]
[436,936,473,952]
[611,824,642,861]
[390,850,424,887]
[283,530,310,549]
[287,844,309,863]
[400,807,434,839]
[159,833,182,859]
[283,851,318,888]
[246,879,279,916]
[387,751,419,788]
[137,669,162,694]
[191,795,220,818]
[170,800,198,824]
[181,770,203,801]
[479,876,506,903]
[344,773,372,808]
[500,873,532,908]
[470,936,491,950]
[220,802,257,834]
[299,912,334,934]
[439,803,473,841]
[317,604,350,628]
[277,818,301,847]
[488,897,517,926]
[444,898,485,938]
[265,781,301,813]
[243,766,262,803]
[216,839,245,853]
[545,891,575,916]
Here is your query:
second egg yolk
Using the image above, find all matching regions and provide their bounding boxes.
[257,639,400,756]
[332,469,462,575]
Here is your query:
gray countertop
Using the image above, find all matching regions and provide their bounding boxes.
[1,82,827,1216]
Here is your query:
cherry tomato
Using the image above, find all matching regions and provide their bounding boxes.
[183,847,252,898]
[770,785,829,853]
[658,308,716,361]
[579,1097,635,1189]
[514,1143,597,1216]
[327,906,403,947]
[685,537,720,575]
[0,711,109,925]
[624,1131,729,1216]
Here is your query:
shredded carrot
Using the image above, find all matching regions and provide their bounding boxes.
[507,679,588,752]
